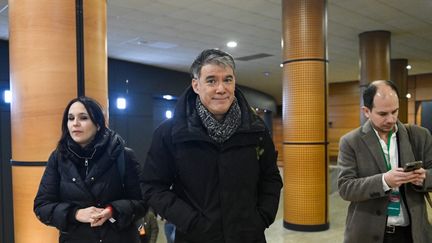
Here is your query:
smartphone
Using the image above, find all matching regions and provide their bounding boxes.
[403,161,423,172]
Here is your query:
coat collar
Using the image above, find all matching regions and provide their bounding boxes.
[360,120,416,172]
[360,120,388,173]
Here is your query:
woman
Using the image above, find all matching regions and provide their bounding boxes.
[34,96,146,243]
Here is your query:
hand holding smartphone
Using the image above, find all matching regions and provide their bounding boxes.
[403,161,423,172]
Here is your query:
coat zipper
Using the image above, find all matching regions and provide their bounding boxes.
[85,159,89,176]
[67,147,96,178]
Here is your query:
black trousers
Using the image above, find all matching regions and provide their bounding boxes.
[383,226,412,243]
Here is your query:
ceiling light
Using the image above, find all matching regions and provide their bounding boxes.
[163,95,173,100]
[0,4,8,14]
[226,41,237,48]
[4,90,11,103]
[116,97,126,109]
[147,41,177,49]
[406,93,412,99]
[406,65,412,70]
[280,64,283,68]
[165,110,173,119]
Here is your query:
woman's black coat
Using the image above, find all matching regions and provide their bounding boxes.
[34,129,146,243]
[141,87,283,243]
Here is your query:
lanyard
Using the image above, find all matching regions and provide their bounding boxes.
[379,130,393,171]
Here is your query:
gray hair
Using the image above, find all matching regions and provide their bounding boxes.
[190,49,236,79]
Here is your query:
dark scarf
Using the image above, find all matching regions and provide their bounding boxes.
[65,128,123,179]
[66,129,108,159]
[196,96,241,143]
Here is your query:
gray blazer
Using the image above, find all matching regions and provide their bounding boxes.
[338,120,432,243]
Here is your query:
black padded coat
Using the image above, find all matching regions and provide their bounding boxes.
[34,129,146,243]
[141,87,283,243]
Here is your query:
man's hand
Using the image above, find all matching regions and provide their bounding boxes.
[384,168,425,188]
[412,168,427,186]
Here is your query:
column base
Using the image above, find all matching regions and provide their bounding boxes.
[283,221,329,232]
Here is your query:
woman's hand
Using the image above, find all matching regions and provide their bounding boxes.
[75,206,104,224]
[75,206,113,226]
[90,207,113,227]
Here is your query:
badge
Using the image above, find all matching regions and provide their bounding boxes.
[387,190,401,216]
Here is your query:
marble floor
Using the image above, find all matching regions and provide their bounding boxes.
[153,192,348,243]
[154,166,432,243]
[264,192,348,243]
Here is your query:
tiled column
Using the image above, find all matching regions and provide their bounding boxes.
[391,58,408,123]
[282,0,328,231]
[9,1,107,242]
[359,30,391,124]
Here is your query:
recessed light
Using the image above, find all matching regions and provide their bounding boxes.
[165,110,173,119]
[116,97,126,109]
[163,95,173,100]
[226,41,237,48]
[3,90,11,103]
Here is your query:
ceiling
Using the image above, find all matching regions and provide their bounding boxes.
[1,0,432,103]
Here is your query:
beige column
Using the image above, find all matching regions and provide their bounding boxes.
[390,58,408,123]
[359,30,391,124]
[9,1,107,242]
[282,0,328,231]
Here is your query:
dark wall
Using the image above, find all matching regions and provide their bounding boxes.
[240,86,277,113]
[107,58,190,162]
[0,39,14,243]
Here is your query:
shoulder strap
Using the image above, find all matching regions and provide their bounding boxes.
[116,149,126,186]
[404,124,418,160]
[404,124,432,207]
